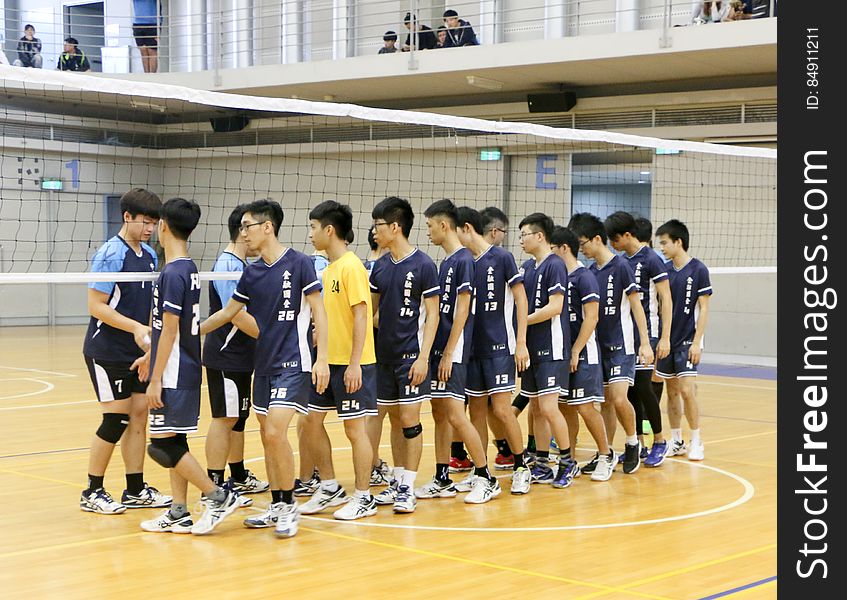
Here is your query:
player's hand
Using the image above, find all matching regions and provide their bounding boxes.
[409,357,429,387]
[515,343,530,373]
[639,342,655,367]
[133,325,152,352]
[688,345,702,366]
[344,363,362,395]
[569,352,579,373]
[146,379,163,409]
[313,358,330,395]
[131,352,150,382]
[656,338,671,361]
[438,354,453,383]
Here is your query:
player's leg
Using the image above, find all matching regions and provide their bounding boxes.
[626,382,646,449]
[606,380,640,473]
[560,403,579,452]
[441,394,500,503]
[140,433,194,533]
[296,414,320,492]
[119,390,171,507]
[529,399,553,482]
[416,396,456,498]
[395,401,424,513]
[678,374,703,459]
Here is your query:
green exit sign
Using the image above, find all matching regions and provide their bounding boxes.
[479,148,502,161]
[41,178,63,190]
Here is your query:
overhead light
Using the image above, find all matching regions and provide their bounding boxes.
[130,99,167,113]
[466,75,503,91]
[640,171,650,175]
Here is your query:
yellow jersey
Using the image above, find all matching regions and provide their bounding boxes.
[322,251,376,365]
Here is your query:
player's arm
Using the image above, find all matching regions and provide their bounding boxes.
[87,289,151,351]
[526,292,564,326]
[230,309,259,339]
[689,294,711,365]
[345,301,368,394]
[306,292,330,394]
[512,282,530,372]
[627,289,655,366]
[199,297,248,336]
[571,300,598,373]
[439,289,470,382]
[147,312,178,409]
[655,278,673,360]
[410,295,440,386]
[371,292,380,328]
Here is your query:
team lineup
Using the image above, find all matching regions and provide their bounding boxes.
[78,188,712,537]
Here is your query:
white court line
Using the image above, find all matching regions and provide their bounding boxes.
[0,378,55,400]
[0,399,94,411]
[0,365,77,378]
[697,380,776,391]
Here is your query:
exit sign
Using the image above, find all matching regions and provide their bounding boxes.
[479,148,502,161]
[41,178,63,190]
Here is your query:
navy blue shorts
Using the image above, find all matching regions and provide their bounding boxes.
[656,348,698,379]
[601,346,636,386]
[84,356,147,402]
[430,360,467,402]
[466,355,516,397]
[560,356,605,405]
[636,337,660,372]
[206,368,252,419]
[377,361,431,406]
[520,360,568,398]
[310,364,378,419]
[253,370,311,415]
[149,388,201,435]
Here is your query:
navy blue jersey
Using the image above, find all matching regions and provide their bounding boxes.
[567,264,601,365]
[202,252,255,372]
[471,245,523,358]
[369,249,440,364]
[521,254,570,363]
[83,236,158,364]
[433,248,474,364]
[233,249,321,376]
[363,258,377,276]
[150,258,202,390]
[624,246,669,343]
[667,258,713,352]
[589,254,639,353]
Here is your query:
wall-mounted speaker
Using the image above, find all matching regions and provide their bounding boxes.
[527,92,577,113]
[209,115,251,133]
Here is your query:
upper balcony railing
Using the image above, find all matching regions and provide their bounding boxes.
[1,0,776,75]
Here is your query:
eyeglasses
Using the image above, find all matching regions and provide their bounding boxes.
[371,221,391,231]
[578,239,590,249]
[519,231,541,239]
[239,221,268,233]
[491,227,508,236]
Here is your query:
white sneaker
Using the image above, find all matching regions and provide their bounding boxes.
[414,477,457,499]
[298,485,348,514]
[590,451,615,482]
[465,477,501,504]
[275,503,299,538]
[668,439,688,457]
[80,488,126,514]
[510,467,531,495]
[393,485,417,513]
[191,489,239,535]
[688,440,705,461]
[200,489,252,509]
[243,502,284,528]
[334,494,378,520]
[453,472,477,493]
[228,470,270,495]
[374,480,399,505]
[141,509,193,533]
[122,484,173,508]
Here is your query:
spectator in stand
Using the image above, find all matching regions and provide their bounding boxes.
[132,0,160,73]
[724,0,746,21]
[402,13,438,52]
[691,1,730,23]
[57,37,91,72]
[435,26,448,48]
[442,9,479,47]
[379,31,399,54]
[14,25,43,68]
[0,48,9,66]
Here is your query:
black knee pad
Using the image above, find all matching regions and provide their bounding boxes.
[403,423,423,439]
[511,393,530,412]
[231,415,248,432]
[96,413,130,444]
[147,437,188,468]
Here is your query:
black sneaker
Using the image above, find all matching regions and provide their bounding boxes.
[623,442,641,474]
[580,452,600,474]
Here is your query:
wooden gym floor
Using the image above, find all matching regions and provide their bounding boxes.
[0,326,776,599]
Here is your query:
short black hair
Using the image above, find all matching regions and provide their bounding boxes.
[383,30,397,41]
[372,196,414,238]
[309,200,353,242]
[120,187,161,219]
[403,12,416,23]
[161,198,201,241]
[65,37,78,46]
[367,228,378,251]
[655,219,690,251]
[456,206,484,235]
[243,198,284,235]
[443,9,459,18]
[480,206,508,232]
[25,24,34,32]
[633,217,653,243]
[424,199,458,228]
[550,226,579,256]
[518,212,554,242]
[227,204,247,242]
[604,211,637,240]
[568,212,607,245]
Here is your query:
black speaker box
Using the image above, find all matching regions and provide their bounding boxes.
[209,115,251,133]
[527,92,577,113]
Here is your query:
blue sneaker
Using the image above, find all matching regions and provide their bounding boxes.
[644,441,669,468]
[640,445,649,460]
[530,460,554,484]
[552,460,578,489]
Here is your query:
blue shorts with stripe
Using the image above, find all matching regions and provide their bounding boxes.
[377,361,431,406]
[601,346,636,386]
[656,348,698,379]
[309,364,378,419]
[253,370,311,415]
[466,355,516,397]
[520,360,567,398]
[149,388,201,435]
[430,360,467,402]
[559,356,605,405]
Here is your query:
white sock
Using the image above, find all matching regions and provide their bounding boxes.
[354,489,370,499]
[393,467,405,483]
[691,429,701,445]
[625,435,638,446]
[671,428,683,442]
[321,479,338,492]
[402,470,417,489]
